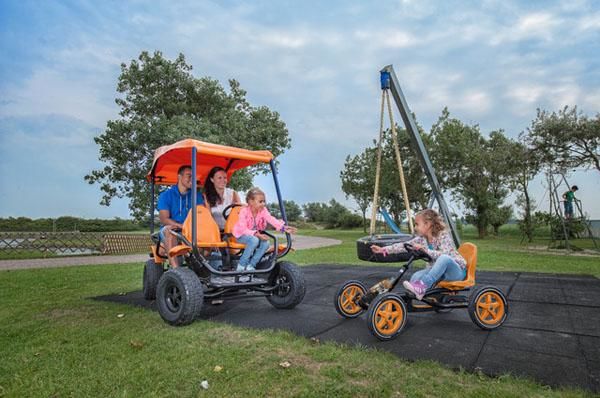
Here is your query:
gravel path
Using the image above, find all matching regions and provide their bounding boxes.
[0,235,342,271]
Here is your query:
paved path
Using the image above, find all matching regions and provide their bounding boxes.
[96,264,600,393]
[0,235,341,271]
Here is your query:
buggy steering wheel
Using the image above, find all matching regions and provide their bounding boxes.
[403,242,432,262]
[222,203,243,220]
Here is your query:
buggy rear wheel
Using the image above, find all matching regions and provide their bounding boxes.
[468,286,508,330]
[143,259,164,300]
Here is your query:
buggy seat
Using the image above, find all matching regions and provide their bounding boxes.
[436,242,477,290]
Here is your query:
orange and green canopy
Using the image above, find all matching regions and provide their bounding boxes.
[147,139,274,185]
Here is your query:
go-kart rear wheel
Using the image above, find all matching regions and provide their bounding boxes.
[156,267,204,326]
[367,293,407,341]
[267,262,306,309]
[143,259,164,300]
[334,280,368,318]
[468,286,508,330]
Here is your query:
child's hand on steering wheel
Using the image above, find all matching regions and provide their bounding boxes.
[412,243,425,252]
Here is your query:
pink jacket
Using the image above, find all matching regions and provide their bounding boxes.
[233,206,286,238]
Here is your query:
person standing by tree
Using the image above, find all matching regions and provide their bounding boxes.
[562,185,579,219]
[157,165,205,267]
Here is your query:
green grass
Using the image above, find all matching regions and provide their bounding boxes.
[286,226,600,277]
[0,263,594,398]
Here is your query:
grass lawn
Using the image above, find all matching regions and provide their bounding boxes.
[1,227,598,397]
[287,225,600,277]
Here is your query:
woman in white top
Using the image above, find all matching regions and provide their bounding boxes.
[203,166,241,230]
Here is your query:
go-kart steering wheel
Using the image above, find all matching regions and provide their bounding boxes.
[222,203,243,220]
[403,242,432,261]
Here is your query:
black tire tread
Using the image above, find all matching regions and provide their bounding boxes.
[156,267,204,326]
[143,259,164,300]
[468,285,508,330]
[267,262,306,309]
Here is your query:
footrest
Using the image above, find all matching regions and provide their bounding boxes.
[209,275,268,287]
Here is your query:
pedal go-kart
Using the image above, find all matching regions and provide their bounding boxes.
[334,242,508,340]
[143,139,305,326]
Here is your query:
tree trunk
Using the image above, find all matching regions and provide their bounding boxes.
[361,208,367,233]
[523,185,533,243]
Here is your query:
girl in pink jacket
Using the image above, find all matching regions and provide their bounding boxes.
[233,187,297,271]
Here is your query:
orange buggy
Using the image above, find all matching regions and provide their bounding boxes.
[143,139,305,325]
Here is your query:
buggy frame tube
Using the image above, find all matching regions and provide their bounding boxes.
[380,65,460,247]
[191,146,197,248]
[150,174,155,234]
[270,160,292,256]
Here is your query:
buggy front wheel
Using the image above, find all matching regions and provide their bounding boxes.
[334,280,368,318]
[367,293,407,341]
[267,262,306,309]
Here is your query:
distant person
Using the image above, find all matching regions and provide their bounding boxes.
[203,166,241,230]
[562,185,579,219]
[371,209,466,300]
[157,165,205,267]
[232,187,297,271]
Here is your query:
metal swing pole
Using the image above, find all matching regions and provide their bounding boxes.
[380,65,460,246]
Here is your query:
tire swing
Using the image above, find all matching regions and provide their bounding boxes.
[356,87,414,263]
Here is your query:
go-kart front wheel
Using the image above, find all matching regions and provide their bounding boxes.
[334,280,368,318]
[267,262,306,309]
[367,293,407,341]
[156,267,204,326]
[468,286,508,330]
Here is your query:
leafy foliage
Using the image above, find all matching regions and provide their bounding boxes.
[430,108,520,238]
[266,200,302,222]
[86,51,291,221]
[0,217,142,232]
[525,106,600,172]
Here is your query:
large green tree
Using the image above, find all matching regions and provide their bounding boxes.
[430,109,518,238]
[526,106,600,172]
[508,137,543,242]
[86,51,291,221]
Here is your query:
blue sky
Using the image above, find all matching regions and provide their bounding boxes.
[1,0,599,219]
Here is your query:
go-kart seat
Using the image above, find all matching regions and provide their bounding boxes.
[223,206,287,254]
[168,206,227,258]
[436,242,477,290]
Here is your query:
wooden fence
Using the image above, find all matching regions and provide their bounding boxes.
[0,232,152,258]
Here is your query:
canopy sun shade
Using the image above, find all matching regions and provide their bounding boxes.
[147,139,274,185]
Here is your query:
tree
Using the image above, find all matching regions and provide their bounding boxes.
[340,125,431,231]
[267,200,302,222]
[508,138,543,242]
[430,108,519,238]
[85,51,291,221]
[526,106,600,172]
[488,205,513,236]
[340,150,374,232]
[302,202,326,222]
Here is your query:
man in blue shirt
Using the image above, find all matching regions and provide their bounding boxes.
[157,165,205,267]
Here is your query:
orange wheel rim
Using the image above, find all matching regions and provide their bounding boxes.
[476,291,505,325]
[339,285,364,315]
[374,300,403,335]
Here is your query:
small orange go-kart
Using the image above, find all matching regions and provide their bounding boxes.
[334,242,508,340]
[143,139,305,326]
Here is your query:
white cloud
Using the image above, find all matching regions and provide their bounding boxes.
[0,68,117,127]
